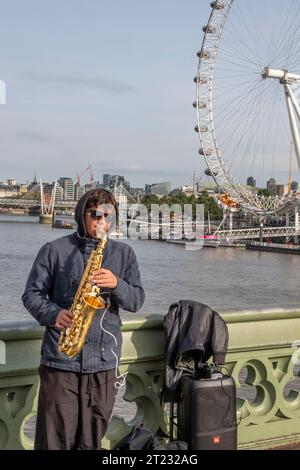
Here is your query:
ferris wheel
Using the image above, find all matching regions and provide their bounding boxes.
[195,0,300,214]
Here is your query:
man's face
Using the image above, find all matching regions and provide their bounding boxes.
[84,205,114,239]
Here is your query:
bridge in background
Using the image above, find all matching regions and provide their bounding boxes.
[0,181,76,214]
[0,181,137,223]
[215,226,299,240]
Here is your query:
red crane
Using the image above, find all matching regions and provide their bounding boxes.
[76,163,93,186]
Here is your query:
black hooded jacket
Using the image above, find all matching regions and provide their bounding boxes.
[163,300,229,401]
[22,190,145,373]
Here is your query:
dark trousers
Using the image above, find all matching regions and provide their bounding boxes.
[35,365,117,450]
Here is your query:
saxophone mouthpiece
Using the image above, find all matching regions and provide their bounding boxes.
[96,224,107,240]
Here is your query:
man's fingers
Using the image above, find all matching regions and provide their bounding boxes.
[55,310,74,329]
[96,268,110,275]
[93,276,111,283]
[56,319,69,329]
[96,277,111,284]
[92,270,117,289]
[99,268,111,275]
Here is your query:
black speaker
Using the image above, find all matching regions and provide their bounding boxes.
[178,373,237,450]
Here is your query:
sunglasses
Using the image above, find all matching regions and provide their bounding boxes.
[86,209,114,222]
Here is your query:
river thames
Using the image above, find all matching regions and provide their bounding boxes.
[0,213,299,323]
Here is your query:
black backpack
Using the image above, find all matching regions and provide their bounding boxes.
[111,424,188,451]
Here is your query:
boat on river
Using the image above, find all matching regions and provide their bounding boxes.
[52,219,75,229]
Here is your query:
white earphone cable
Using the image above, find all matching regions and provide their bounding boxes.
[99,303,127,390]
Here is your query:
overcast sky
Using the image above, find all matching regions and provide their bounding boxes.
[0,0,209,188]
[0,0,299,189]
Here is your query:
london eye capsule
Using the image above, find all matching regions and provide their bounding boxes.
[202,25,217,34]
[211,1,225,10]
[193,100,207,110]
[199,147,213,156]
[195,125,209,133]
[195,75,209,85]
[197,50,211,60]
[205,168,218,177]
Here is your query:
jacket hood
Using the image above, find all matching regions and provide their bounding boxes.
[75,189,98,237]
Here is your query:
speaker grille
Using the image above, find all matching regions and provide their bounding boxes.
[178,375,237,450]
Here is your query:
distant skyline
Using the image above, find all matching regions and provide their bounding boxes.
[1,168,296,191]
[0,0,299,189]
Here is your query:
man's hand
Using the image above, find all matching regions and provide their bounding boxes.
[92,268,118,289]
[55,309,74,329]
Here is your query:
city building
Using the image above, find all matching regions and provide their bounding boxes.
[102,174,111,188]
[19,184,29,195]
[75,183,86,201]
[267,178,276,191]
[58,177,75,200]
[54,182,64,201]
[181,186,197,197]
[291,181,299,192]
[0,181,28,197]
[7,179,17,186]
[268,182,289,197]
[145,182,171,198]
[84,183,94,193]
[92,181,101,189]
[129,187,145,200]
[169,187,181,197]
[0,184,20,198]
[247,176,256,187]
[26,171,38,191]
[101,174,131,190]
[197,183,219,195]
[109,175,130,190]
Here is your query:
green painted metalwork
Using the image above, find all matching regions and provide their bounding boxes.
[0,322,42,450]
[1,309,300,450]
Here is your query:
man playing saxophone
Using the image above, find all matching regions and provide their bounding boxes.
[22,189,145,450]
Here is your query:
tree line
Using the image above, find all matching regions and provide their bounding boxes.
[141,191,223,221]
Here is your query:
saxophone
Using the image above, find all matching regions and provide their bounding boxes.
[58,233,107,358]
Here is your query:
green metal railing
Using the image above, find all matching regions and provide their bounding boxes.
[1,309,300,450]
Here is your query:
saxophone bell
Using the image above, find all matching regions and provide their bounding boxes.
[84,293,106,310]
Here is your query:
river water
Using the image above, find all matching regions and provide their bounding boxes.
[0,214,299,323]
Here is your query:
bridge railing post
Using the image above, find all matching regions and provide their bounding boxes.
[39,180,44,216]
